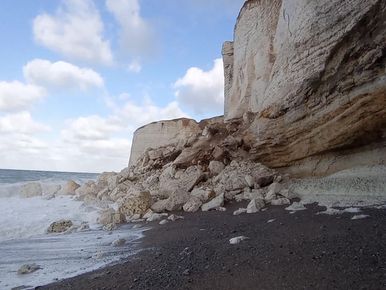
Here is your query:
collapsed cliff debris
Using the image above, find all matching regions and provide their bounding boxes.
[69,116,300,228]
[26,0,385,229]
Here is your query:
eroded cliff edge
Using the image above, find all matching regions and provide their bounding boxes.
[222,0,386,176]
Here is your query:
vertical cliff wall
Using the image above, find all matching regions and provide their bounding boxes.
[223,0,386,171]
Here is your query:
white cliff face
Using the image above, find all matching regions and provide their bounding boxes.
[224,0,384,120]
[223,0,386,171]
[128,118,201,167]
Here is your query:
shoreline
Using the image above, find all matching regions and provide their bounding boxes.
[40,202,386,290]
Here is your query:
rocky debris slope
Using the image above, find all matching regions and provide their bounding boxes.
[72,119,299,227]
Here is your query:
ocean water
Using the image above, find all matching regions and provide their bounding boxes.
[0,169,145,289]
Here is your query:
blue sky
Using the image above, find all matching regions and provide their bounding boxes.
[0,0,244,172]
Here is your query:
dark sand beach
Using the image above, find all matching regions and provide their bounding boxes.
[40,202,386,290]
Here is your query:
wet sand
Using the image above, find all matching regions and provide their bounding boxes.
[40,202,386,290]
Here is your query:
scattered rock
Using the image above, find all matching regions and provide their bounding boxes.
[75,181,97,199]
[103,223,117,231]
[285,202,307,212]
[183,196,203,213]
[191,188,215,203]
[244,175,254,188]
[246,198,265,213]
[147,212,168,222]
[17,263,41,275]
[229,236,249,245]
[271,198,291,206]
[165,190,190,211]
[208,161,225,176]
[112,238,126,247]
[168,214,184,221]
[98,209,126,226]
[58,180,80,195]
[159,219,169,225]
[47,220,73,233]
[118,191,152,216]
[202,193,224,211]
[267,219,276,223]
[151,199,169,213]
[255,175,274,188]
[233,208,247,216]
[351,214,369,220]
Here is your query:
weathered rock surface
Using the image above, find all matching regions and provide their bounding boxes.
[202,193,224,212]
[223,0,386,173]
[97,209,126,226]
[58,180,80,195]
[118,191,152,217]
[47,220,73,233]
[247,198,265,213]
[17,263,41,275]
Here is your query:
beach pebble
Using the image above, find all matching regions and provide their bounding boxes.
[159,219,169,225]
[168,214,184,221]
[17,263,41,275]
[47,220,73,233]
[112,238,126,247]
[267,219,276,223]
[147,213,167,222]
[351,214,369,220]
[229,236,249,245]
[285,202,306,211]
[271,198,290,206]
[233,208,247,216]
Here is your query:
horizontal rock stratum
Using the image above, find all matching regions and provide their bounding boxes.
[129,0,385,177]
[222,0,386,174]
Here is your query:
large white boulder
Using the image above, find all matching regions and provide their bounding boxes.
[202,193,224,212]
[58,180,80,196]
[117,191,152,217]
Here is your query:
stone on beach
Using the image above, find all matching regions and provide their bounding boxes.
[183,196,203,213]
[285,202,307,212]
[58,180,80,196]
[47,220,73,233]
[229,236,249,245]
[233,208,247,216]
[201,193,224,212]
[17,263,41,275]
[271,198,291,206]
[246,198,265,213]
[112,238,126,247]
[118,191,152,216]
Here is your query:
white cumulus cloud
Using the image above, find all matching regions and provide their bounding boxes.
[23,59,104,91]
[0,81,46,112]
[0,111,50,134]
[106,0,156,59]
[33,0,113,65]
[174,58,224,115]
[62,115,123,141]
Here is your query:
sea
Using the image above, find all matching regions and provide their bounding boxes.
[0,169,145,290]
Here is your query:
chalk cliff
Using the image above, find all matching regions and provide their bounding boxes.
[222,0,386,175]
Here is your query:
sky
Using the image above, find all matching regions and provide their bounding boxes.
[0,0,244,173]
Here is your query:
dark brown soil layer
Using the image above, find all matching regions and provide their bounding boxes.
[39,202,386,290]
